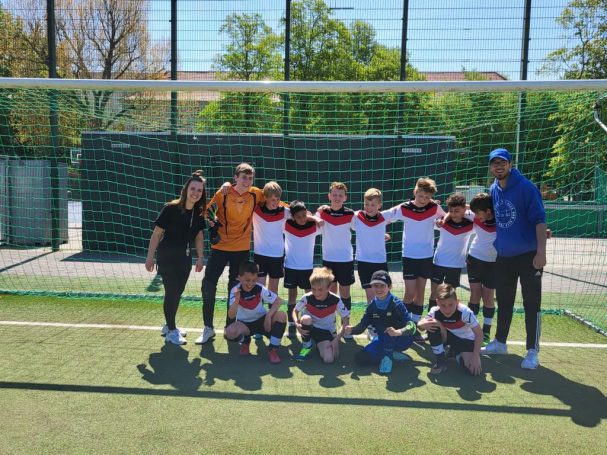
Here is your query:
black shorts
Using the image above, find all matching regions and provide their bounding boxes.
[466,255,496,289]
[431,264,462,288]
[357,261,389,289]
[241,315,269,337]
[322,260,355,286]
[402,257,433,280]
[446,331,475,354]
[309,326,335,343]
[254,254,284,279]
[284,267,312,290]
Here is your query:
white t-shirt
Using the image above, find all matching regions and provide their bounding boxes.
[229,283,278,323]
[391,200,445,259]
[252,205,289,258]
[295,292,350,332]
[434,217,474,268]
[469,216,497,263]
[317,207,355,262]
[351,209,396,263]
[284,219,320,270]
[426,303,479,341]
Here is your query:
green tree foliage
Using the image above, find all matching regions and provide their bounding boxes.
[541,0,607,199]
[543,0,607,79]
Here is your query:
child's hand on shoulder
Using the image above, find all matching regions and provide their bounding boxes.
[220,181,232,195]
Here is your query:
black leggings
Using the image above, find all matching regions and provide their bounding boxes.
[495,251,542,350]
[201,249,250,328]
[158,262,191,331]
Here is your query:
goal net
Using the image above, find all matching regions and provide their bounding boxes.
[0,78,605,331]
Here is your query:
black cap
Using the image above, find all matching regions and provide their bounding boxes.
[370,270,392,286]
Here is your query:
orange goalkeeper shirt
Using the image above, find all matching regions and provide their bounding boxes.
[207,186,264,252]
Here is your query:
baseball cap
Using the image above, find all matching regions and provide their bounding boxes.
[370,270,392,286]
[489,148,512,163]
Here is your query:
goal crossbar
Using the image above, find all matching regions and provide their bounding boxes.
[1,77,607,93]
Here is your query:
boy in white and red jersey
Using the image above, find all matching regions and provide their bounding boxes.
[429,192,474,307]
[284,200,321,337]
[390,178,445,333]
[351,188,396,304]
[316,182,355,337]
[224,261,287,364]
[252,181,290,294]
[466,192,497,345]
[292,267,350,363]
[418,284,483,375]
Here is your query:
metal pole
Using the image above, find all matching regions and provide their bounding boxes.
[47,0,60,251]
[283,0,291,136]
[170,0,181,185]
[397,0,409,136]
[515,0,532,169]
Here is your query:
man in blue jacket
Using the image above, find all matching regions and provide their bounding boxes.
[482,148,547,369]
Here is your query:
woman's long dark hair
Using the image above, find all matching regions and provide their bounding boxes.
[171,170,207,215]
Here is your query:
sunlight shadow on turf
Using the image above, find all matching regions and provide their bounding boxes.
[137,343,202,392]
[425,358,497,401]
[197,340,293,391]
[1,380,593,423]
[485,355,607,428]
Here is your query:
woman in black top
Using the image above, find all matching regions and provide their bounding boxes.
[145,171,207,345]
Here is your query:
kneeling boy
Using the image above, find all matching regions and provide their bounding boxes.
[345,270,416,374]
[292,267,350,363]
[224,261,287,364]
[418,283,482,375]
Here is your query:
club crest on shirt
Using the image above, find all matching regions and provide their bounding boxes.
[495,199,517,229]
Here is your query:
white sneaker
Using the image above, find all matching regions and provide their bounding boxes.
[481,339,508,355]
[165,329,186,345]
[195,327,216,345]
[521,349,540,369]
[161,324,187,337]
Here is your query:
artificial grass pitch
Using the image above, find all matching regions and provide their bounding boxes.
[0,294,605,454]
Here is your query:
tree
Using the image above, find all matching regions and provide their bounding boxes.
[215,13,282,81]
[198,13,282,133]
[8,0,169,130]
[543,0,607,79]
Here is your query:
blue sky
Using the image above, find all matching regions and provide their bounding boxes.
[147,0,574,80]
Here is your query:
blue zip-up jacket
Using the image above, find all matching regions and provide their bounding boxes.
[350,293,412,335]
[490,168,545,257]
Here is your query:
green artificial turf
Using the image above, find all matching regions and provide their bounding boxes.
[0,294,605,454]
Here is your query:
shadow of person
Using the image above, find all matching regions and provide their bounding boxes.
[425,357,497,401]
[290,340,360,388]
[199,340,293,392]
[486,354,607,428]
[136,343,202,392]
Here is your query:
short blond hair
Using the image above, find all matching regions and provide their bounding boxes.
[364,188,382,202]
[414,177,437,195]
[234,162,255,177]
[263,181,282,199]
[309,267,334,288]
[436,283,458,301]
[329,182,348,193]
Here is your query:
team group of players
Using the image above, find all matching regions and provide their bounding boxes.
[146,148,547,375]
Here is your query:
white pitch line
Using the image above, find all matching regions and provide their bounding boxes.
[1,320,606,348]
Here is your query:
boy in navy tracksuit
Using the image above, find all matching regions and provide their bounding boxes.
[345,271,417,374]
[482,148,547,370]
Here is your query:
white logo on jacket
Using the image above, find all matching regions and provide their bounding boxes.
[494,199,517,229]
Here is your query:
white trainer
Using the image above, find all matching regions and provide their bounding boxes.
[481,339,508,355]
[195,326,216,345]
[165,329,187,345]
[161,324,187,338]
[521,349,540,369]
